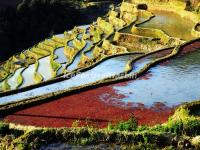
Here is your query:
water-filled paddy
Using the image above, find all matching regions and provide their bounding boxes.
[67,39,74,47]
[129,49,173,73]
[2,1,200,133]
[67,41,93,71]
[37,56,52,81]
[54,47,67,64]
[111,49,200,107]
[1,44,200,106]
[7,68,24,89]
[57,63,66,75]
[138,10,195,40]
[0,54,140,104]
[21,64,35,88]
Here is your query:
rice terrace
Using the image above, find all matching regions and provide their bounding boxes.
[0,0,200,149]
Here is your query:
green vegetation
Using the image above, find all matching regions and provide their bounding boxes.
[33,61,43,83]
[19,53,26,60]
[31,47,50,56]
[1,102,200,149]
[50,54,61,77]
[89,26,103,43]
[113,32,165,52]
[0,0,178,91]
[34,73,43,84]
[131,26,183,45]
[97,17,115,35]
[0,68,9,82]
[0,1,200,148]
[64,46,78,62]
[73,39,86,50]
[52,36,65,46]
[37,43,54,53]
[2,78,11,91]
[107,114,138,131]
[108,10,126,30]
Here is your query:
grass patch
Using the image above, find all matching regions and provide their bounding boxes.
[73,39,86,50]
[97,17,114,35]
[2,78,11,91]
[50,54,61,77]
[33,61,43,83]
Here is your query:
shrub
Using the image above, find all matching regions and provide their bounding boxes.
[0,122,9,135]
[72,120,80,128]
[184,119,200,136]
[150,124,167,132]
[114,115,138,131]
[137,125,149,132]
[166,119,183,134]
[107,123,114,131]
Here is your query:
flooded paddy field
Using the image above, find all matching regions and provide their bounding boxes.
[0,54,140,104]
[4,40,200,128]
[138,10,195,40]
[1,1,200,138]
[2,1,200,150]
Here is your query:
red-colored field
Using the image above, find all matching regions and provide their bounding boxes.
[4,81,174,128]
[4,40,200,128]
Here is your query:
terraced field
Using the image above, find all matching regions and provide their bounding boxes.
[0,1,200,149]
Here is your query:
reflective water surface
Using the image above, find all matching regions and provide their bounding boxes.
[112,49,200,107]
[0,54,139,104]
[138,10,195,40]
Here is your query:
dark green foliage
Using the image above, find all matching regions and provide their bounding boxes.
[184,119,200,136]
[137,125,149,132]
[114,115,138,131]
[167,120,184,135]
[0,122,9,135]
